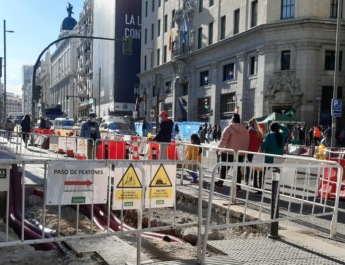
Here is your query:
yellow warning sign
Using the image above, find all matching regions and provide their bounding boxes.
[149,164,172,187]
[116,190,142,200]
[148,189,173,199]
[117,164,142,188]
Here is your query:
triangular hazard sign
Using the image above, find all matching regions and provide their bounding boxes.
[117,164,142,188]
[149,164,172,187]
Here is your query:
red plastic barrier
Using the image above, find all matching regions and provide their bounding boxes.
[299,146,311,157]
[97,142,106,159]
[329,148,345,159]
[166,144,179,160]
[41,136,50,149]
[149,143,160,160]
[319,158,345,199]
[76,154,87,160]
[108,141,127,159]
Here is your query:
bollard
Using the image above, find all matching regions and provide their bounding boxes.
[269,167,280,239]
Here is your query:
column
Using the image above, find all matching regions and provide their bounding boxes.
[236,53,246,119]
[210,61,219,125]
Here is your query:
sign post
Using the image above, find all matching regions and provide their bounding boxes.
[331,99,342,147]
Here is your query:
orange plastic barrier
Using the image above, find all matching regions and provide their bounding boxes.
[319,158,345,199]
[76,154,87,160]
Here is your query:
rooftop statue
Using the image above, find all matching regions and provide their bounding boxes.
[67,2,74,17]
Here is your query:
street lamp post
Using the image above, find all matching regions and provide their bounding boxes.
[3,20,14,120]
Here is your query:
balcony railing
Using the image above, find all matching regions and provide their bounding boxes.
[172,45,193,58]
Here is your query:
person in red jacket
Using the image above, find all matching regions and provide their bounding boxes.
[245,117,264,188]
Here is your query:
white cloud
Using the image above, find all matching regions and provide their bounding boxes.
[6,85,22,96]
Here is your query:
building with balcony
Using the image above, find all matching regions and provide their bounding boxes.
[37,50,51,117]
[138,0,345,129]
[75,0,94,121]
[5,92,22,115]
[22,65,33,116]
[49,3,79,119]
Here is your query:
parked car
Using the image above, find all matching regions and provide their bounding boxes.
[100,122,137,136]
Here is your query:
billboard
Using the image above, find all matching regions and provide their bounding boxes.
[93,0,141,116]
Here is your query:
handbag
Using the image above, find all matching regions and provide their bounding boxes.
[253,134,270,171]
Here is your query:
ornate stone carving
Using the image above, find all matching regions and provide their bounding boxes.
[265,71,303,112]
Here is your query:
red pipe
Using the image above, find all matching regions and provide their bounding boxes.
[35,190,186,243]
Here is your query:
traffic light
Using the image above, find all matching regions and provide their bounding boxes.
[204,98,210,110]
[37,86,42,99]
[87,95,89,101]
[66,94,69,100]
[123,36,133,56]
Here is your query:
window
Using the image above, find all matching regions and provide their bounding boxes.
[281,51,291,70]
[251,1,258,27]
[183,83,189,95]
[159,0,161,7]
[157,49,160,65]
[330,0,342,18]
[158,19,161,36]
[250,56,255,75]
[223,64,234,81]
[152,0,155,12]
[325,50,343,71]
[144,55,147,71]
[198,27,202,49]
[164,103,173,117]
[151,52,153,68]
[164,45,167,63]
[281,0,295,19]
[145,28,147,44]
[210,0,214,6]
[200,71,209,86]
[151,24,154,39]
[165,81,172,93]
[164,15,168,32]
[234,9,240,34]
[221,16,226,40]
[208,22,213,45]
[145,1,148,17]
[172,10,176,28]
[199,0,203,12]
[220,94,236,114]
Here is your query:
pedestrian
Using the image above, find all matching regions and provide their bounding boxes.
[292,126,299,140]
[39,116,46,130]
[79,113,101,159]
[185,134,202,183]
[46,116,51,129]
[340,128,345,147]
[203,123,209,143]
[308,127,314,146]
[142,119,147,136]
[4,118,15,141]
[321,126,331,147]
[245,117,264,188]
[299,126,305,145]
[215,114,250,192]
[313,125,321,145]
[259,123,289,195]
[174,123,180,140]
[21,114,31,145]
[212,125,218,141]
[217,125,222,141]
[153,110,174,159]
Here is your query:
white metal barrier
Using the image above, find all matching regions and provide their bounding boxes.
[201,155,342,263]
[0,159,204,265]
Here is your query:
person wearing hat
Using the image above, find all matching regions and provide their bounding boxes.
[80,113,101,159]
[153,110,174,159]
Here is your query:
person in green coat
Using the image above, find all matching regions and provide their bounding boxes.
[256,123,289,195]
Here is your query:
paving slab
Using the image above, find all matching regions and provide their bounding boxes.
[150,256,242,264]
[65,235,153,265]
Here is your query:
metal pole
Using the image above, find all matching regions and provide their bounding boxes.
[4,20,6,120]
[331,0,343,147]
[269,167,280,239]
[0,75,2,121]
[98,68,101,118]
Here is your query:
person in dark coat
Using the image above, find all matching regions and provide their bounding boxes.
[153,110,173,159]
[299,126,305,145]
[212,125,218,141]
[203,123,209,143]
[142,119,147,136]
[39,116,46,130]
[21,114,31,145]
[217,125,222,140]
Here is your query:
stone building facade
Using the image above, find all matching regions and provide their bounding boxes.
[22,65,33,115]
[49,6,78,119]
[75,0,94,121]
[138,0,345,128]
[36,50,51,117]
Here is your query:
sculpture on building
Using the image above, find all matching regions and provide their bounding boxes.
[67,2,74,17]
[265,71,303,113]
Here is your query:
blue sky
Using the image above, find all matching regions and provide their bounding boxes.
[0,0,84,95]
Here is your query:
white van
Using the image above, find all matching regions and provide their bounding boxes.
[53,118,75,130]
[101,116,124,123]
